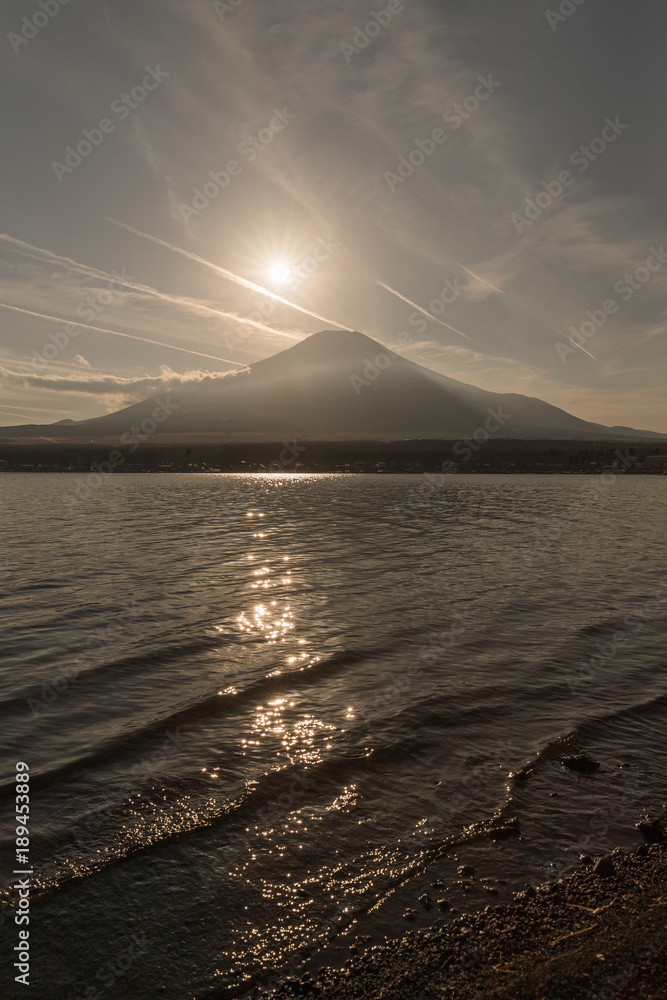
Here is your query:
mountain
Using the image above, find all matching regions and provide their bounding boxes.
[1,330,664,442]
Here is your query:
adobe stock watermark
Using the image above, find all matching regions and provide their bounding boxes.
[26,601,140,717]
[555,246,667,362]
[0,558,17,584]
[240,892,375,1000]
[213,0,245,21]
[591,929,667,1000]
[116,729,191,799]
[70,727,195,852]
[419,945,484,999]
[7,0,70,54]
[424,738,516,832]
[224,234,339,353]
[385,75,501,192]
[545,0,589,32]
[51,66,169,182]
[70,933,149,1000]
[566,579,667,695]
[423,406,512,479]
[350,276,463,395]
[179,107,296,222]
[356,607,486,726]
[511,116,629,233]
[547,777,645,885]
[16,268,133,380]
[340,0,412,62]
[278,235,340,290]
[349,349,393,395]
[399,278,463,340]
[202,769,316,873]
[519,449,637,565]
[118,396,180,451]
[64,396,180,509]
[266,440,306,473]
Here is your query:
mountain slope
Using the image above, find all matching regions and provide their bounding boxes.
[1,330,663,441]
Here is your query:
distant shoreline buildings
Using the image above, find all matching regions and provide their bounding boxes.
[1,442,666,476]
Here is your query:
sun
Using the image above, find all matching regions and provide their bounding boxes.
[269,262,292,285]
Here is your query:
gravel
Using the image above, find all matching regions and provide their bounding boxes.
[270,843,667,1000]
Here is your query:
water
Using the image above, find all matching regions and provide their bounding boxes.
[0,473,665,999]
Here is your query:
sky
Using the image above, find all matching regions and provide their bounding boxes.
[1,0,666,431]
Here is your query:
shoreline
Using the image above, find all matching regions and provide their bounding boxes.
[272,838,667,999]
[1,437,666,477]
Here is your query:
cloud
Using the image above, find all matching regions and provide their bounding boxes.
[74,354,91,367]
[0,300,243,366]
[0,234,299,347]
[376,280,472,340]
[107,219,354,332]
[1,0,666,431]
[0,365,245,401]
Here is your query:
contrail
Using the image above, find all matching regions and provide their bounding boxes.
[442,252,506,296]
[464,278,596,361]
[0,302,244,366]
[0,234,295,342]
[0,406,44,421]
[376,281,472,341]
[107,219,355,332]
[566,336,597,360]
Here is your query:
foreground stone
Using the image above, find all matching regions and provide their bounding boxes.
[274,844,667,999]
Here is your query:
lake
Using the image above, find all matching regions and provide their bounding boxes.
[0,473,665,998]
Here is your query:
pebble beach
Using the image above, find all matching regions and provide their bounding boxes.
[273,827,667,1000]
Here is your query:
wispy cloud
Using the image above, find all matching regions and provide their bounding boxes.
[0,301,242,365]
[107,219,355,332]
[0,234,299,344]
[0,365,243,400]
[1,0,665,429]
[376,280,473,341]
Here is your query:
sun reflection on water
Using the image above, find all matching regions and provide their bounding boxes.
[246,698,336,765]
[236,604,295,642]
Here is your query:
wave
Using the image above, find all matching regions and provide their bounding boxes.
[0,638,418,802]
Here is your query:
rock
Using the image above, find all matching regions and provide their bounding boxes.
[637,817,664,844]
[562,754,601,774]
[485,887,499,896]
[437,898,450,911]
[636,844,649,857]
[592,855,615,878]
[457,865,475,878]
[431,878,445,888]
[491,824,520,841]
[290,975,315,996]
[403,908,416,920]
[580,855,592,866]
[282,977,309,995]
[418,893,433,909]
